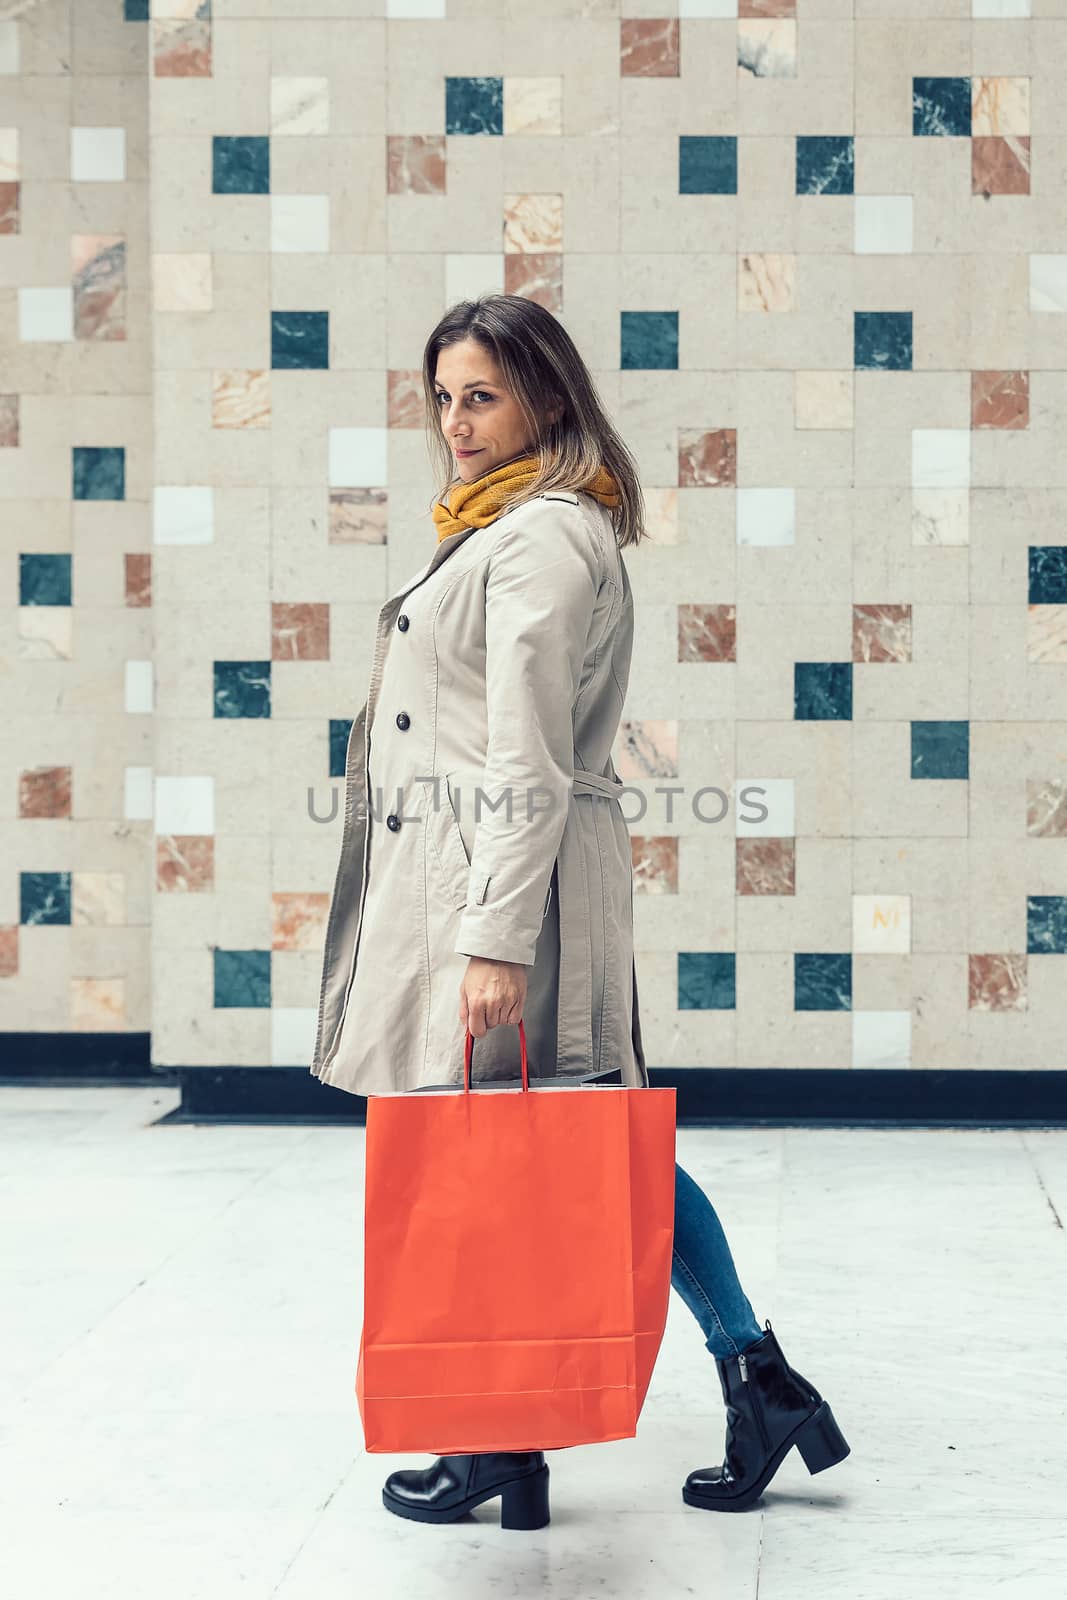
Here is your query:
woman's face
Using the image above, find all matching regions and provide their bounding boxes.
[434,339,560,484]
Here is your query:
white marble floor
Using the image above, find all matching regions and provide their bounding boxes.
[2,1085,1065,1599]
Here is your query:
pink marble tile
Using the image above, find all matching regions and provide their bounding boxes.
[503,253,562,311]
[621,19,679,77]
[272,602,330,661]
[1027,605,1067,663]
[678,603,736,663]
[156,835,214,893]
[0,180,18,235]
[125,553,152,607]
[153,18,212,79]
[971,369,1028,429]
[328,489,387,544]
[631,835,679,894]
[679,429,737,488]
[212,369,271,429]
[73,234,127,342]
[271,892,330,952]
[972,137,1029,197]
[968,953,1027,1012]
[387,370,425,429]
[740,0,796,15]
[1027,778,1067,837]
[19,766,72,819]
[0,926,18,978]
[852,603,912,663]
[0,392,18,447]
[614,719,679,780]
[387,135,445,196]
[736,837,795,895]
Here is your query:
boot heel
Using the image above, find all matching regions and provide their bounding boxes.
[499,1464,550,1530]
[793,1402,850,1475]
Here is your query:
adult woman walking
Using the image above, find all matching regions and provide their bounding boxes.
[310,294,849,1525]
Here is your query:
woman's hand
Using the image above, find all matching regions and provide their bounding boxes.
[460,957,528,1037]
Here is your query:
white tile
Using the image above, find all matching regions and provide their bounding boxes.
[328,426,388,488]
[0,20,18,74]
[1029,254,1067,313]
[271,194,330,253]
[386,0,446,16]
[972,0,1030,16]
[679,0,737,15]
[18,287,74,342]
[852,893,911,955]
[445,254,506,306]
[70,127,126,183]
[852,1010,912,1068]
[736,487,795,546]
[124,660,154,715]
[154,775,215,835]
[735,777,795,837]
[854,195,913,255]
[271,1008,318,1066]
[123,766,154,822]
[270,76,330,136]
[911,428,970,490]
[912,489,969,546]
[153,486,214,545]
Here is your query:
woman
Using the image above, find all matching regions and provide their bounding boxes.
[311,294,850,1525]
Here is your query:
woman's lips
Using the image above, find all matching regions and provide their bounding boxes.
[455,448,481,457]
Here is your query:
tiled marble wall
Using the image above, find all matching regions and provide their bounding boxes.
[4,1,1067,1075]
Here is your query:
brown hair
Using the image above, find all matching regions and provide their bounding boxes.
[422,294,647,549]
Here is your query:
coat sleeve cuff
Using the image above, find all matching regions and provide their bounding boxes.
[454,907,537,966]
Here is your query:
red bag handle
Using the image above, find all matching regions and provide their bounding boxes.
[463,1018,530,1094]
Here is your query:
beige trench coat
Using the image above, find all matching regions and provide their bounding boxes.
[309,488,649,1096]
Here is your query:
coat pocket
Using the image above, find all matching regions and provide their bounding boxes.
[425,774,471,910]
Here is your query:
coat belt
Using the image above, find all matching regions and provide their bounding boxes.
[555,765,626,1074]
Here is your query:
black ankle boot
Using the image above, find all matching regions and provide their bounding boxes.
[383,1451,550,1528]
[683,1320,850,1512]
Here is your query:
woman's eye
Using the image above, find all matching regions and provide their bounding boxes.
[435,392,491,404]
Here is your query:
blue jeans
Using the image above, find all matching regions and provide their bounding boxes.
[671,1161,764,1359]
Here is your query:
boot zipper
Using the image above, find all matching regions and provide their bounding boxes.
[738,1352,771,1454]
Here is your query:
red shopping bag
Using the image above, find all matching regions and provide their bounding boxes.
[356,1020,676,1454]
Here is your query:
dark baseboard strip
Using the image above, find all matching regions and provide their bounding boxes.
[2,1041,1066,1126]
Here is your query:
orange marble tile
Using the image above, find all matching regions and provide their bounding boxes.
[972,136,1029,197]
[1027,777,1067,836]
[71,977,126,1030]
[736,837,795,895]
[387,135,446,195]
[328,489,387,544]
[621,18,679,77]
[212,370,271,428]
[631,835,679,893]
[0,180,18,235]
[125,553,152,607]
[503,253,563,311]
[272,602,330,661]
[679,429,737,487]
[852,604,912,663]
[271,892,330,951]
[678,603,736,663]
[0,926,18,977]
[19,766,72,819]
[156,835,215,892]
[740,0,796,15]
[971,369,1028,429]
[968,953,1027,1012]
[614,719,679,779]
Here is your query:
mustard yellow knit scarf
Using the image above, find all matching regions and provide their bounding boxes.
[431,453,621,543]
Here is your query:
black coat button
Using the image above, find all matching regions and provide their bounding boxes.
[396,712,410,730]
[386,813,401,832]
[397,614,409,631]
